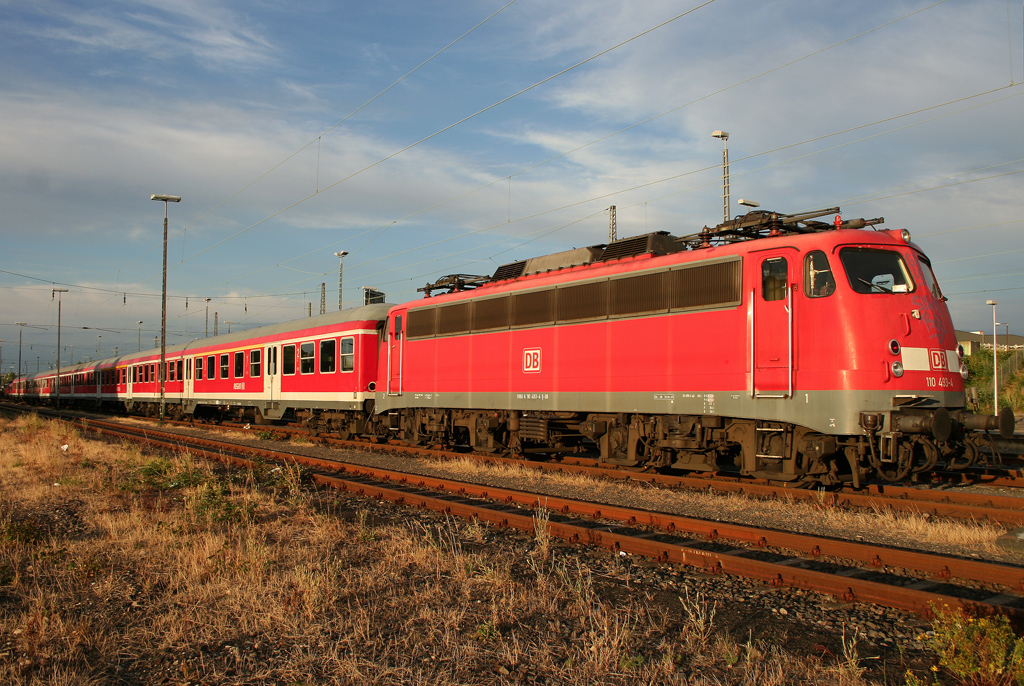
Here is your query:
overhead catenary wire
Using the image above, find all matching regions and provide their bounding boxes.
[68,0,986,310]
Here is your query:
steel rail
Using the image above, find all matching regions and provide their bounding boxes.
[6,402,1024,524]
[65,415,1024,624]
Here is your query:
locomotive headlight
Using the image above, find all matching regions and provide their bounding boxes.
[888,339,901,356]
[900,229,912,242]
[960,364,969,380]
[957,344,965,359]
[891,361,905,377]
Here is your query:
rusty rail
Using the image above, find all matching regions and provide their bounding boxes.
[65,414,1024,625]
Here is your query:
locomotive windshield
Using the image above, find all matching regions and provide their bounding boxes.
[839,248,915,294]
[917,256,944,300]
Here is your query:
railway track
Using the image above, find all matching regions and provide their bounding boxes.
[21,407,1024,626]
[5,401,1024,526]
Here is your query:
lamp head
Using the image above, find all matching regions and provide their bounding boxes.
[151,194,181,202]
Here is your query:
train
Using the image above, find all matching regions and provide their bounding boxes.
[4,206,1014,486]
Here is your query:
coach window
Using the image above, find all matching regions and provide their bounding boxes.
[195,357,203,381]
[320,339,336,374]
[220,354,229,379]
[300,342,315,374]
[761,257,788,301]
[207,355,216,380]
[804,251,836,298]
[234,351,245,378]
[340,337,354,372]
[250,349,261,377]
[177,360,183,381]
[282,344,296,375]
[168,363,175,382]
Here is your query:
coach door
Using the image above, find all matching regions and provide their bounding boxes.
[266,345,279,402]
[751,255,793,397]
[387,313,404,396]
[184,357,194,400]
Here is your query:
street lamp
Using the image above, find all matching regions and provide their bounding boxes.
[97,334,102,358]
[15,322,26,379]
[334,251,349,311]
[137,321,143,352]
[712,130,730,224]
[204,298,211,338]
[52,288,68,406]
[987,300,998,415]
[151,193,181,423]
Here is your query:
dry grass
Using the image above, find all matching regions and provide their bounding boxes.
[442,458,1013,560]
[0,413,884,684]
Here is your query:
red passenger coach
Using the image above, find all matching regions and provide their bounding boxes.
[7,305,390,435]
[177,305,388,428]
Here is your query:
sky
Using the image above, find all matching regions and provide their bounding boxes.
[0,0,1022,373]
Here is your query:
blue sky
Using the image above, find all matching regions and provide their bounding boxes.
[1,0,1022,372]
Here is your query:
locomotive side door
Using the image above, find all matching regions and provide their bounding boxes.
[387,313,404,396]
[751,254,793,397]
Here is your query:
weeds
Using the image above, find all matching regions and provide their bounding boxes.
[906,605,1024,686]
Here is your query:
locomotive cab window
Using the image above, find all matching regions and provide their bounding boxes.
[340,337,354,372]
[320,339,336,374]
[840,248,914,294]
[761,258,788,301]
[804,251,835,298]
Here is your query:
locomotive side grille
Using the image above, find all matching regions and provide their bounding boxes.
[610,271,668,315]
[557,281,608,322]
[407,308,436,339]
[473,296,510,331]
[513,290,554,326]
[599,232,679,262]
[670,259,742,310]
[492,260,526,281]
[437,302,471,336]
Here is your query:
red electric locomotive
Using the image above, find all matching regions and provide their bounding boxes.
[6,206,1012,486]
[375,207,1011,485]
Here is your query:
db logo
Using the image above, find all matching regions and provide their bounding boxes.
[929,350,947,371]
[523,348,542,373]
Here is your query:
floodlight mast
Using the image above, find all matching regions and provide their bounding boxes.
[151,194,181,423]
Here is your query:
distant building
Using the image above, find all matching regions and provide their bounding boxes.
[956,330,1024,355]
